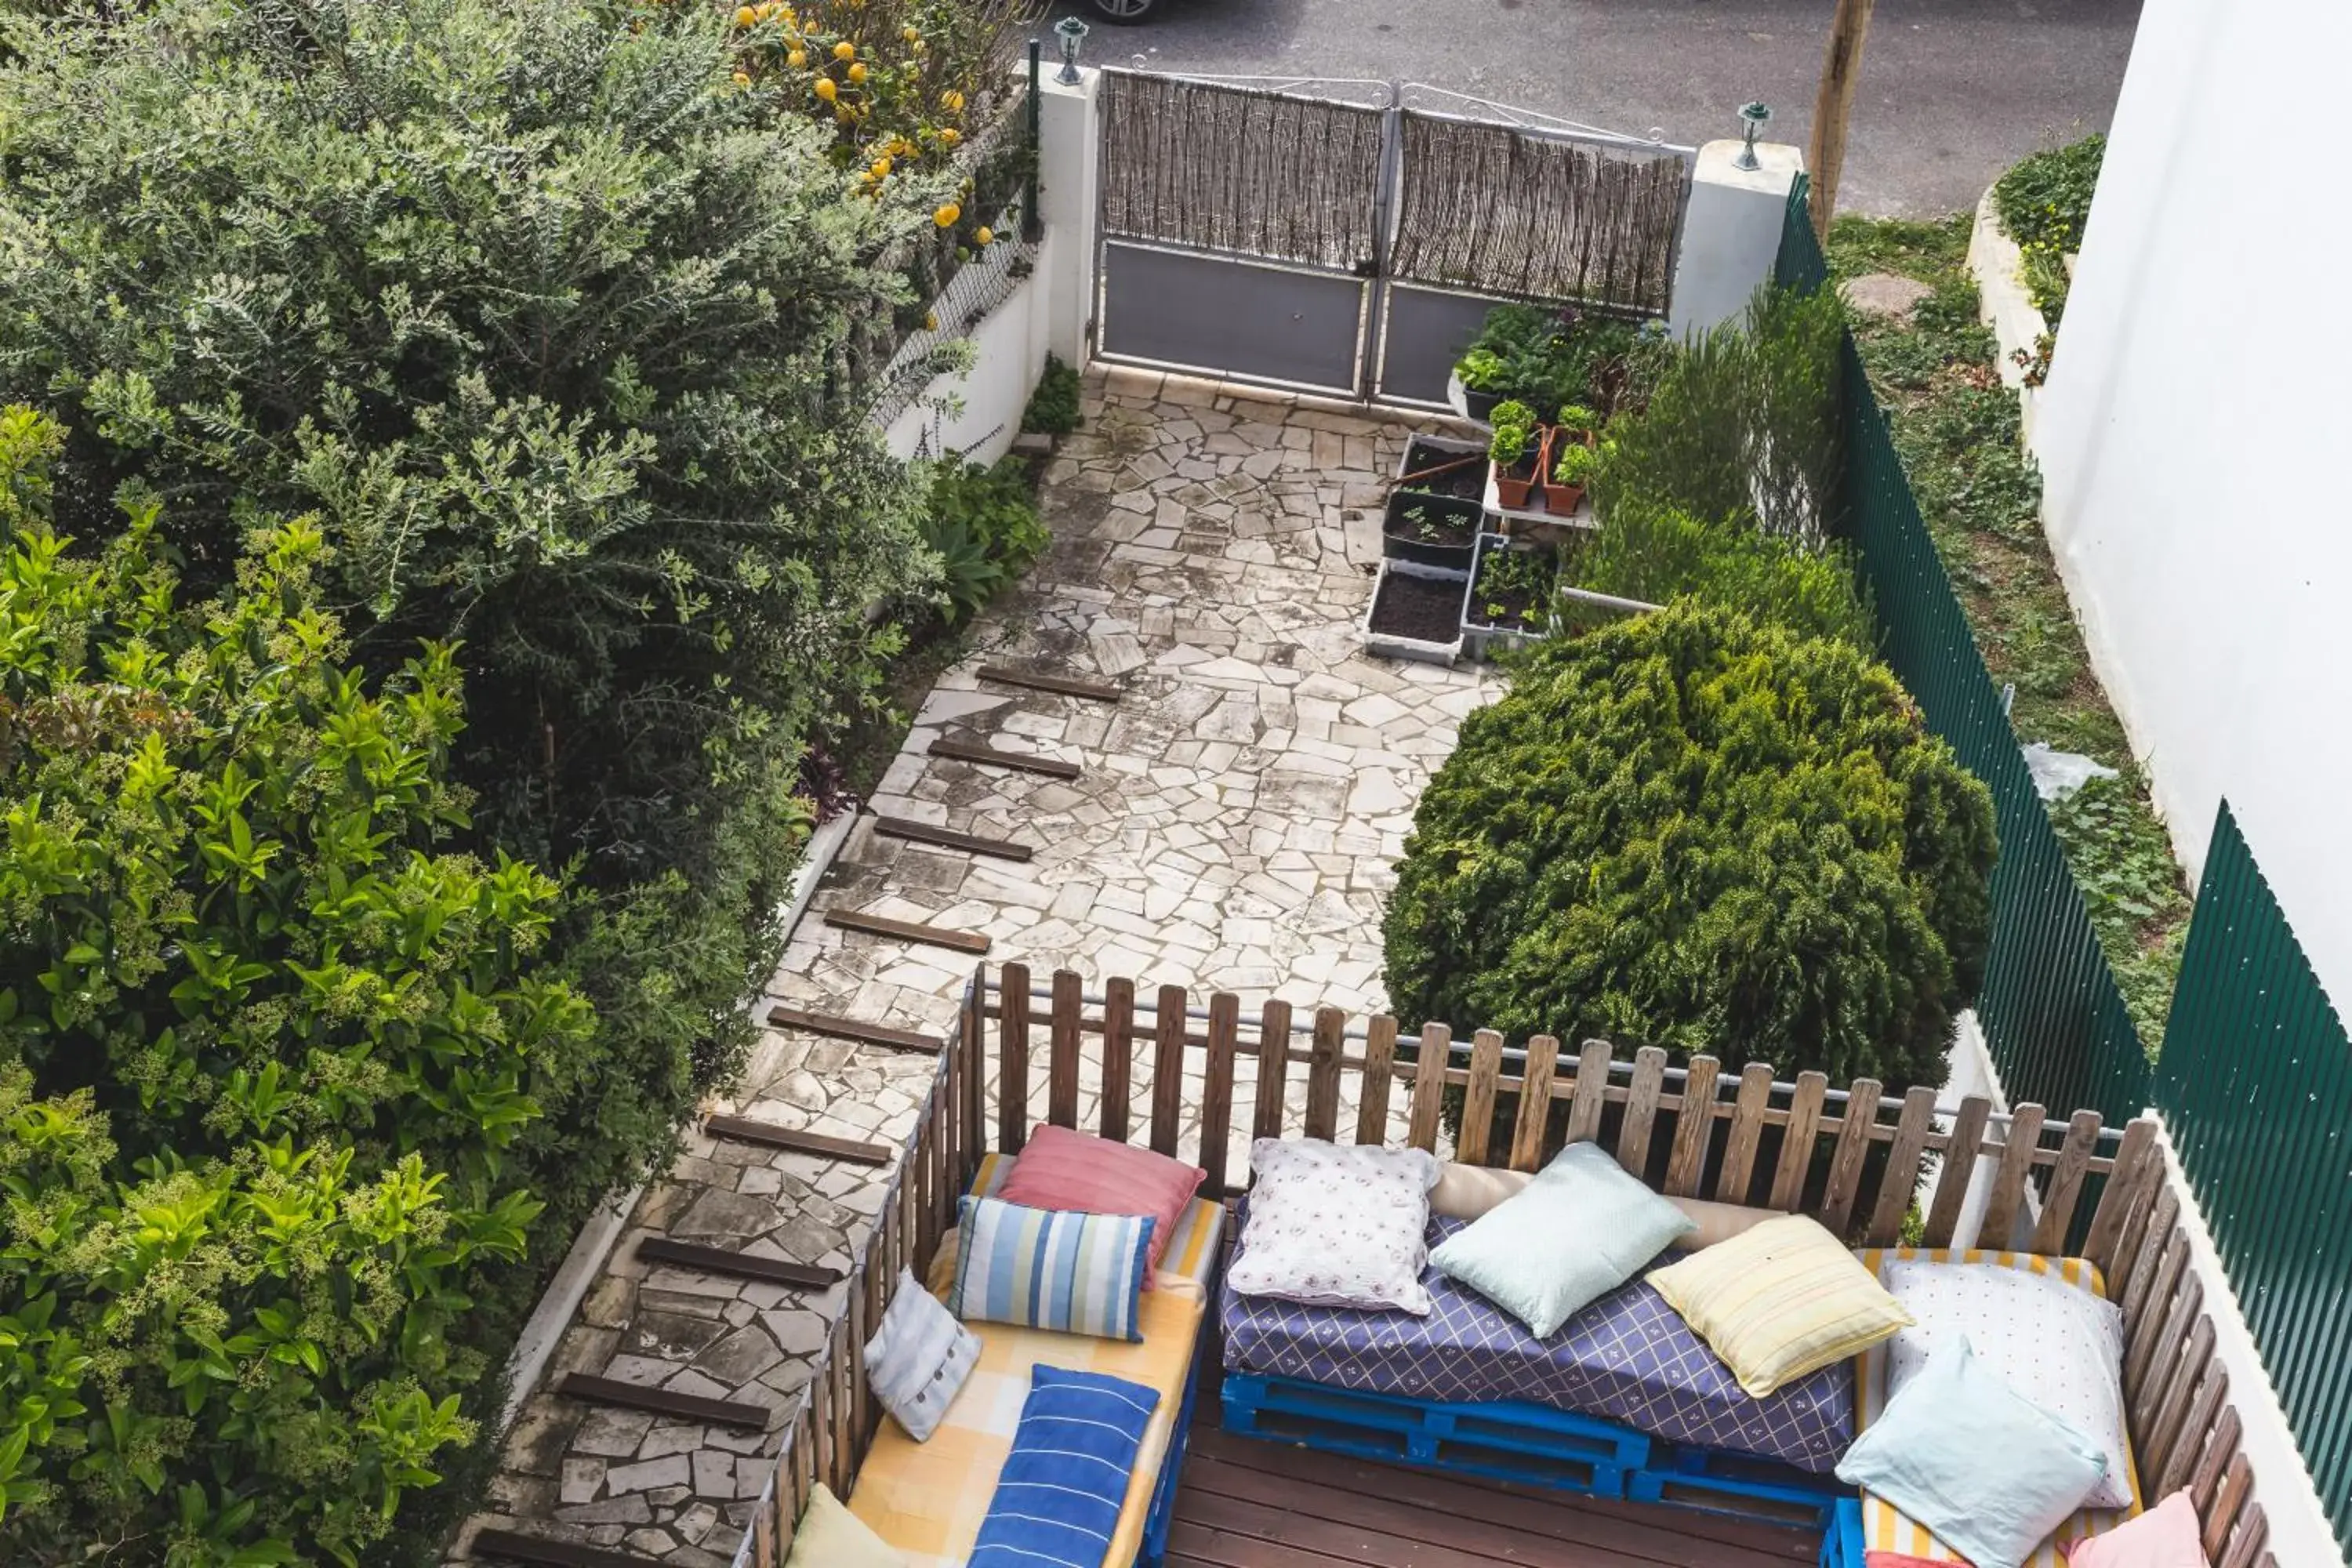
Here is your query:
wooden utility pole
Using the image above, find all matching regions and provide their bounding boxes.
[1806,0,1877,238]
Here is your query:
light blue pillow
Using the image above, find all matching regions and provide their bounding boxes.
[969,1363,1158,1568]
[951,1195,1156,1342]
[1428,1141,1697,1338]
[1836,1335,2108,1568]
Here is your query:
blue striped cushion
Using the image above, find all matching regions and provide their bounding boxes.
[968,1363,1160,1568]
[951,1196,1155,1342]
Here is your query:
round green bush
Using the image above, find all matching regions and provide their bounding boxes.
[1384,602,1997,1088]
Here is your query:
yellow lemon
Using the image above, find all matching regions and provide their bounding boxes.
[731,68,750,85]
[936,126,960,146]
[833,39,856,60]
[975,225,993,245]
[814,75,837,100]
[870,154,892,177]
[847,61,866,82]
[933,201,960,227]
[786,48,805,67]
[941,89,964,113]
[925,310,938,330]
[902,24,919,41]
[732,5,754,24]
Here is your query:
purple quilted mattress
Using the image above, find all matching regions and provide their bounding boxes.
[1220,1212,1853,1473]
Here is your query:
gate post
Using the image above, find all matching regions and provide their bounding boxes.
[1668,136,1804,340]
[1035,65,1102,366]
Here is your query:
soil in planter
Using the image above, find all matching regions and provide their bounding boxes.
[1370,572,1467,644]
[1400,438,1486,502]
[1384,495,1479,552]
[1468,546,1559,630]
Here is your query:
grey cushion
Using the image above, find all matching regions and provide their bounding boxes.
[863,1266,978,1442]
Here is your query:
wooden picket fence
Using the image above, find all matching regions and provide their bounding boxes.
[734,965,2275,1568]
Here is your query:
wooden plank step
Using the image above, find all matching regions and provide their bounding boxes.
[824,906,991,955]
[636,1235,840,1290]
[704,1113,895,1166]
[871,815,1033,862]
[554,1372,770,1430]
[976,663,1126,702]
[764,1004,944,1055]
[928,736,1083,780]
[472,1527,666,1568]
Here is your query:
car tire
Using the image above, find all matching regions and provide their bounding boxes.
[1088,0,1157,22]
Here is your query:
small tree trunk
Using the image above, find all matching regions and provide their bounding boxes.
[1806,0,1878,239]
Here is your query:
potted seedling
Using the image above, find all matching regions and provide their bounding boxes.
[1461,534,1560,660]
[1544,437,1599,517]
[1380,490,1482,569]
[1452,348,1510,423]
[1488,400,1541,511]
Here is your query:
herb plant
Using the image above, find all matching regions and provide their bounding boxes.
[1489,401,1538,467]
[1022,353,1084,435]
[1551,441,1599,488]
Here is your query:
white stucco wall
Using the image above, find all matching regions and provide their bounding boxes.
[880,228,1054,465]
[2034,0,2352,1018]
[1669,140,1803,341]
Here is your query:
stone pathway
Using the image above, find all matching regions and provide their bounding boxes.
[454,369,1497,1566]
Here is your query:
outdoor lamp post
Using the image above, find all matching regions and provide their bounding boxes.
[1735,102,1772,171]
[1054,16,1089,85]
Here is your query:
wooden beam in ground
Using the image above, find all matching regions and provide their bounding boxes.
[764,1005,943,1054]
[554,1373,770,1430]
[702,1113,893,1167]
[871,815,1034,862]
[927,737,1083,780]
[635,1236,840,1290]
[975,664,1125,702]
[1806,0,1878,236]
[823,907,990,955]
[472,1529,668,1568]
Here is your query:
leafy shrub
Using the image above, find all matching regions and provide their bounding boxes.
[0,0,937,1170]
[1385,602,1997,1090]
[1577,498,1873,646]
[1550,441,1599,488]
[1021,354,1084,436]
[1993,134,2103,324]
[1455,306,1671,419]
[0,408,590,1564]
[920,456,1048,624]
[1595,284,1845,545]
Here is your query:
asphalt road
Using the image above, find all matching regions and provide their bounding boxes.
[1047,0,2140,217]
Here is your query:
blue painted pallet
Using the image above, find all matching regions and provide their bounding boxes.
[1134,1326,1206,1568]
[1820,1497,1866,1568]
[1629,1443,1846,1534]
[1221,1374,1643,1500]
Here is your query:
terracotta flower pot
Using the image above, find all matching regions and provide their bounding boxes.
[1491,447,1541,510]
[1539,426,1595,515]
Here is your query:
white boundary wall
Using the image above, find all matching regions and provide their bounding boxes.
[2034,0,2352,1017]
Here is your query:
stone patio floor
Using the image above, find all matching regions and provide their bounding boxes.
[455,368,1499,1566]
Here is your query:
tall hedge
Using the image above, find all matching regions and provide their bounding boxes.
[0,408,591,1564]
[0,0,946,1191]
[1384,602,1997,1088]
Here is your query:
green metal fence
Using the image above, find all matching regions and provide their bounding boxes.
[2156,801,2352,1549]
[1774,180,2153,1124]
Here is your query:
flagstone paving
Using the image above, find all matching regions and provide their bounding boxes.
[453,368,1498,1566]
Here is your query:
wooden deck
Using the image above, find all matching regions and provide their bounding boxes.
[1168,1422,1817,1568]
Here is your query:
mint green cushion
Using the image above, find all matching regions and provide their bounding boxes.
[1835,1336,2108,1568]
[1428,1141,1696,1338]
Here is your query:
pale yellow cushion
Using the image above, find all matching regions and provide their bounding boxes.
[786,1483,904,1568]
[1646,1213,1912,1397]
[1430,1160,1777,1250]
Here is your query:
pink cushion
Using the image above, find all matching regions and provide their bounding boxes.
[996,1126,1205,1287]
[1864,1555,1949,1568]
[2068,1493,2210,1568]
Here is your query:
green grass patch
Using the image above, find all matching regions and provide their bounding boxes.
[1828,212,2190,1053]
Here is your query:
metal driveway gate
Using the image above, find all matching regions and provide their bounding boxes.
[1094,71,1695,407]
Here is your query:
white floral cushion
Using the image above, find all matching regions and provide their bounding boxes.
[1882,1259,2133,1509]
[1225,1138,1443,1316]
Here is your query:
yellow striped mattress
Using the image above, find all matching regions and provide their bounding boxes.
[848,1152,1225,1568]
[1850,1247,2143,1566]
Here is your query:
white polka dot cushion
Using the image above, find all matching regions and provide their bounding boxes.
[1882,1259,2132,1510]
[1225,1138,1443,1316]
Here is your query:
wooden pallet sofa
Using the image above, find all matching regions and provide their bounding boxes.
[730,964,2281,1568]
